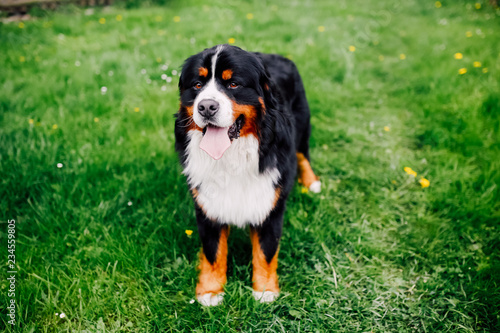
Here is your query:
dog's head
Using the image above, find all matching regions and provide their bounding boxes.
[176,45,276,160]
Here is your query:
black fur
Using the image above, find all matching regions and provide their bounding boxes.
[175,45,312,264]
[195,203,227,264]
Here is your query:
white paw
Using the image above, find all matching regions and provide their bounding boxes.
[253,290,279,303]
[309,180,321,193]
[197,292,224,306]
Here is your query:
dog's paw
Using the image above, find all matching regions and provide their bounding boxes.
[309,180,321,193]
[197,292,225,306]
[253,290,279,303]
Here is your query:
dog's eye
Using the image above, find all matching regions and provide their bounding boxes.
[194,82,203,89]
[228,82,239,89]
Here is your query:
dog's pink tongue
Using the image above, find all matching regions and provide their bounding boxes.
[200,126,231,160]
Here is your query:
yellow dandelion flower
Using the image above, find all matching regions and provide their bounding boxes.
[19,56,26,63]
[18,22,25,29]
[286,54,293,60]
[173,16,181,23]
[99,18,106,24]
[35,56,40,62]
[404,167,417,177]
[391,180,397,185]
[435,1,442,8]
[157,30,166,36]
[134,107,140,112]
[419,178,430,188]
[473,61,481,68]
[454,52,463,59]
[466,31,473,37]
[52,124,58,130]
[28,119,34,124]
[384,126,390,132]
[116,15,123,21]
[156,57,162,63]
[94,117,99,123]
[155,16,162,22]
[301,187,309,194]
[458,68,467,75]
[185,229,193,236]
[475,3,481,9]
[378,55,385,61]
[318,26,325,32]
[482,67,488,73]
[228,37,236,44]
[348,45,356,52]
[246,13,254,20]
[399,53,406,60]
[140,39,148,45]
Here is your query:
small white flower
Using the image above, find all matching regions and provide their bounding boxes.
[55,313,59,316]
[161,85,167,91]
[140,69,147,75]
[75,61,81,67]
[108,71,114,76]
[189,299,195,304]
[190,37,196,44]
[127,201,132,206]
[58,34,65,40]
[161,64,168,71]
[171,70,178,76]
[161,74,167,80]
[166,77,172,83]
[57,163,63,168]
[146,78,152,84]
[100,86,107,94]
[59,313,66,318]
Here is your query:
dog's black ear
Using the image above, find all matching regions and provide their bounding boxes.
[257,62,282,172]
[258,67,279,112]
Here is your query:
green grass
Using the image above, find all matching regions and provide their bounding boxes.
[1,0,499,331]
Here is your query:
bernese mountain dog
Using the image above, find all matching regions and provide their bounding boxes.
[175,44,321,306]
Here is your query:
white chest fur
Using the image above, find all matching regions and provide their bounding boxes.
[182,130,280,227]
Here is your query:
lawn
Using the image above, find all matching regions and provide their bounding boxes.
[1,0,499,331]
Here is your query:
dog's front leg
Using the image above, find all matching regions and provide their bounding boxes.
[195,205,229,306]
[249,201,285,303]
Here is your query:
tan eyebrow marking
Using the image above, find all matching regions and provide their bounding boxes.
[222,69,233,80]
[199,67,208,77]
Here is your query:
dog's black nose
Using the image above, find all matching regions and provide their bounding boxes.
[198,99,219,119]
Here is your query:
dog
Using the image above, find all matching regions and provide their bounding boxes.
[174,44,321,306]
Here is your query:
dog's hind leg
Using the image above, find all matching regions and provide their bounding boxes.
[296,152,321,193]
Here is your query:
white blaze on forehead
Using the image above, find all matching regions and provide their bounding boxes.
[193,45,234,128]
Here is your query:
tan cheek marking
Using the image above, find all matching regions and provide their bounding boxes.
[231,102,259,138]
[264,83,269,91]
[250,229,279,293]
[199,67,208,77]
[196,227,229,296]
[181,105,202,132]
[296,152,319,188]
[222,69,233,80]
